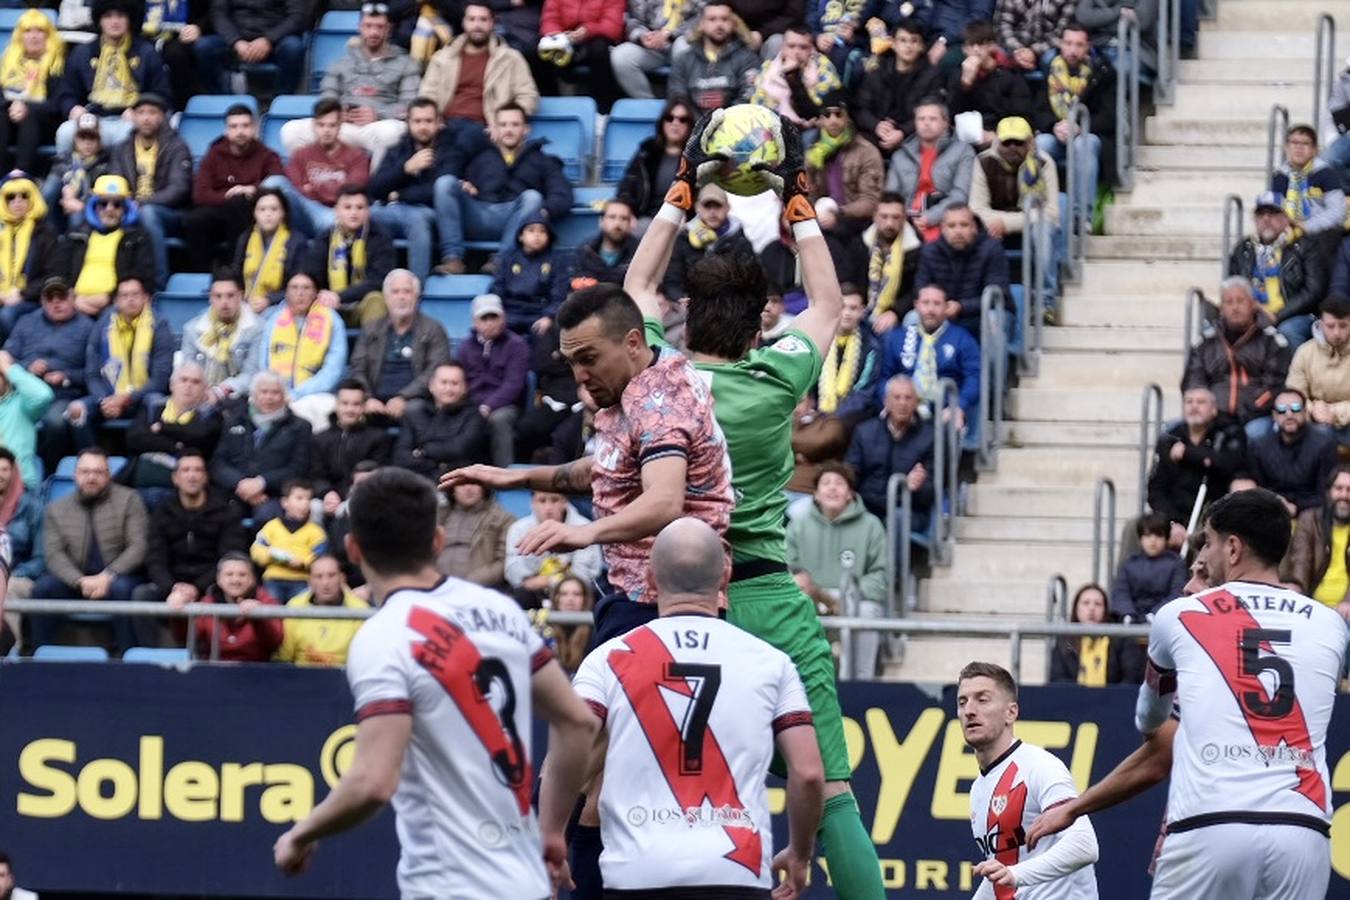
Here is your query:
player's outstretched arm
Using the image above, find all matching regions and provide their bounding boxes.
[274,713,413,875]
[766,121,841,357]
[1025,717,1176,849]
[535,660,603,893]
[624,110,724,322]
[578,455,688,546]
[439,458,595,497]
[772,724,825,900]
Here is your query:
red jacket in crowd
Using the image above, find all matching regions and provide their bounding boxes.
[540,0,624,43]
[193,586,285,662]
[192,135,285,207]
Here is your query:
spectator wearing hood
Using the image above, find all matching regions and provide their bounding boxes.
[278,6,420,172]
[431,102,571,274]
[0,348,53,488]
[51,174,155,318]
[807,91,883,239]
[615,98,695,224]
[0,171,59,341]
[436,479,514,587]
[662,183,755,303]
[109,92,191,289]
[394,361,491,479]
[193,0,307,94]
[0,10,64,175]
[490,211,571,335]
[368,98,463,280]
[914,202,1011,341]
[183,104,283,271]
[81,276,175,431]
[945,20,1033,145]
[885,99,975,242]
[456,293,527,467]
[667,2,758,112]
[748,23,841,127]
[43,114,112,234]
[54,0,171,154]
[1227,191,1327,350]
[852,18,942,156]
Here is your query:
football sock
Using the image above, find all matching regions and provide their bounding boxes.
[569,823,604,900]
[818,791,886,900]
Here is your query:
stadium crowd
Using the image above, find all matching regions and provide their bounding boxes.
[0,0,1345,683]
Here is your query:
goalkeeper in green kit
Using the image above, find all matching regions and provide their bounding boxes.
[623,111,887,899]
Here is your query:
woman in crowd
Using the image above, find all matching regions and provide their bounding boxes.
[545,574,593,674]
[232,188,305,315]
[616,98,695,229]
[0,169,57,340]
[1049,582,1140,685]
[0,11,63,174]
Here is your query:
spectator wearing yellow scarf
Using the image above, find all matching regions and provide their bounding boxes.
[84,276,174,425]
[0,10,63,173]
[0,171,57,340]
[305,187,393,327]
[256,271,349,433]
[233,187,303,313]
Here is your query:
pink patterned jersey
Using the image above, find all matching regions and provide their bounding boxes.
[590,341,733,603]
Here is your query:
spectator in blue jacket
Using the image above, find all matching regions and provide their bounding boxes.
[367,98,466,280]
[1109,513,1186,622]
[456,293,528,467]
[79,276,174,434]
[1240,387,1339,518]
[914,203,1011,341]
[54,0,172,153]
[491,212,572,335]
[880,284,981,428]
[845,373,935,527]
[4,277,93,470]
[431,102,573,275]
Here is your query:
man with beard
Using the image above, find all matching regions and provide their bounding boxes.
[914,203,1012,342]
[1146,386,1246,550]
[1284,464,1350,614]
[667,2,758,112]
[1239,387,1337,519]
[1226,191,1327,349]
[418,2,538,127]
[861,191,921,334]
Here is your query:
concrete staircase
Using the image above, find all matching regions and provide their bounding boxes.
[884,0,1350,684]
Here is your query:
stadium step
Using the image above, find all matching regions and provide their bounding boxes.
[1121,170,1268,206]
[1104,204,1238,238]
[1153,81,1312,119]
[1144,116,1267,146]
[1029,350,1184,387]
[1003,420,1142,449]
[985,447,1141,484]
[1210,0,1350,32]
[1135,144,1265,171]
[1195,30,1317,59]
[1040,325,1185,353]
[1176,58,1314,85]
[1066,260,1217,296]
[1008,386,1181,423]
[953,516,1095,544]
[935,540,1095,581]
[917,578,1050,618]
[1085,234,1225,260]
[966,484,1141,520]
[1056,296,1189,328]
[880,634,1050,686]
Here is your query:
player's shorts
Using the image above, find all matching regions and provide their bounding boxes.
[1150,821,1329,900]
[605,887,770,899]
[727,568,851,782]
[588,592,660,651]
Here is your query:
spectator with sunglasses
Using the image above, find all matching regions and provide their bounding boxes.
[1237,387,1337,518]
[51,174,154,318]
[615,99,695,227]
[806,91,882,240]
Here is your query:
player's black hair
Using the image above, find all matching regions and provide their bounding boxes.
[349,468,440,576]
[174,449,208,467]
[1062,20,1090,39]
[1274,386,1306,405]
[558,282,644,344]
[336,184,368,203]
[217,550,253,571]
[1136,512,1170,540]
[1201,488,1291,567]
[211,268,243,291]
[895,17,926,39]
[685,252,769,361]
[878,190,906,207]
[495,101,527,122]
[1321,294,1350,319]
[784,22,812,37]
[224,103,254,121]
[408,96,439,116]
[957,661,1017,699]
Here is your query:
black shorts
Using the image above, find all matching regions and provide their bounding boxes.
[587,592,660,651]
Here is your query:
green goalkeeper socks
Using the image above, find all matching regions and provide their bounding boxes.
[817,791,886,900]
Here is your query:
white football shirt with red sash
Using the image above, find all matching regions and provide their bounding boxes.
[1136,581,1349,836]
[345,577,554,900]
[571,614,812,891]
[968,740,1099,899]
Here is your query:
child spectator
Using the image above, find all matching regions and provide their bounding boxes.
[182,552,283,662]
[250,479,328,601]
[1110,513,1187,623]
[490,212,571,336]
[42,113,109,234]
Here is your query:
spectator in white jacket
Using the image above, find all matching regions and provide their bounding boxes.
[504,489,602,608]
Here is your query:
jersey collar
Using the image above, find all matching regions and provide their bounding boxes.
[979,738,1022,776]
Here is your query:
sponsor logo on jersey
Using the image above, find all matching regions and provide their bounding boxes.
[772,335,810,355]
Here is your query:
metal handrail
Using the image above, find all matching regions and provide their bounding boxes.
[977,285,1007,471]
[4,599,1157,683]
[1220,194,1243,284]
[1137,383,1164,517]
[885,471,912,619]
[1315,15,1337,138]
[1065,102,1092,282]
[935,377,961,565]
[1092,477,1118,586]
[1018,196,1048,377]
[1181,287,1206,362]
[1044,574,1069,681]
[1115,13,1140,190]
[1266,103,1290,183]
[1154,0,1181,106]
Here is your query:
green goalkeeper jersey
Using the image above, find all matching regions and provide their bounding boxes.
[645,317,823,564]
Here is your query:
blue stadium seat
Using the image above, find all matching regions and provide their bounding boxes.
[166,272,212,293]
[423,274,492,301]
[554,208,599,252]
[317,9,362,31]
[154,293,205,334]
[533,96,597,183]
[33,645,109,662]
[422,299,474,343]
[601,99,664,182]
[572,185,613,207]
[178,115,227,160]
[497,489,533,519]
[123,647,191,664]
[310,12,361,89]
[0,7,55,30]
[262,95,316,160]
[183,95,259,117]
[53,455,127,479]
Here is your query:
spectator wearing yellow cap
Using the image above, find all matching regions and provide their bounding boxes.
[50,174,154,317]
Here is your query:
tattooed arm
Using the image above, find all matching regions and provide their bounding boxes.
[439,458,595,497]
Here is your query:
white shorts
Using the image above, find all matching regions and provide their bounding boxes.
[1150,822,1329,900]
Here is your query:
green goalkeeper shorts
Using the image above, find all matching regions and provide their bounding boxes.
[727,570,852,782]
